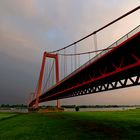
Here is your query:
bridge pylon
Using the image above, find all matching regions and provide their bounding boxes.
[34,51,60,109]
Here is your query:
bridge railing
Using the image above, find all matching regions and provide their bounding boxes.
[95,25,140,58]
[57,25,140,85]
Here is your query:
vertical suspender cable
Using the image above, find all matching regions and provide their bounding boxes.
[65,49,67,76]
[78,54,80,68]
[89,52,91,61]
[88,53,91,60]
[94,34,97,56]
[50,60,52,88]
[61,51,63,80]
[64,49,66,78]
[74,44,77,70]
[48,60,50,89]
[50,62,54,87]
[71,54,73,73]
[48,60,50,88]
[52,61,54,86]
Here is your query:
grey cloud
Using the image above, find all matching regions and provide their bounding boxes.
[0,0,140,105]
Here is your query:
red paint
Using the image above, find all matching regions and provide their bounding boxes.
[34,52,60,108]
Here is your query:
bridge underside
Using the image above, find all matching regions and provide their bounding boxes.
[29,31,140,107]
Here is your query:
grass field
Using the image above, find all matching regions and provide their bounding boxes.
[0,112,17,120]
[0,109,140,140]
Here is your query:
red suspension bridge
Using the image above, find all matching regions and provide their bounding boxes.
[29,6,140,109]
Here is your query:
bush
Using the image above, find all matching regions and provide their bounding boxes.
[75,106,79,112]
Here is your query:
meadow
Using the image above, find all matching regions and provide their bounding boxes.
[0,109,140,140]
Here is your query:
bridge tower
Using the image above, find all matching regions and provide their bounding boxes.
[35,52,60,109]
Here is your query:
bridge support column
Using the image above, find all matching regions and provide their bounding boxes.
[55,54,60,108]
[35,52,47,108]
[57,99,60,108]
[34,52,60,109]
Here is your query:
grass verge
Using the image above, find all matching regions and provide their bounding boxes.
[0,109,140,139]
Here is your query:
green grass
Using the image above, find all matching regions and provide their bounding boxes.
[0,109,140,139]
[0,112,17,120]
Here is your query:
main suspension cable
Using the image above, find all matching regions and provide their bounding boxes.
[49,6,139,53]
[56,47,113,56]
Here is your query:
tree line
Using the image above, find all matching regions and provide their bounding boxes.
[0,104,27,108]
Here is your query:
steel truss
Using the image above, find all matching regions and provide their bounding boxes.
[39,32,140,102]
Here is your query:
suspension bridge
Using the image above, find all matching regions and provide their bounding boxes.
[29,6,140,110]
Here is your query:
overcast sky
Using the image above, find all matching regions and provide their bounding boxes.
[0,0,140,105]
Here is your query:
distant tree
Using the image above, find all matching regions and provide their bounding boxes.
[75,106,79,112]
[1,104,4,107]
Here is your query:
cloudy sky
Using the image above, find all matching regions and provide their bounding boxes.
[0,0,140,105]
